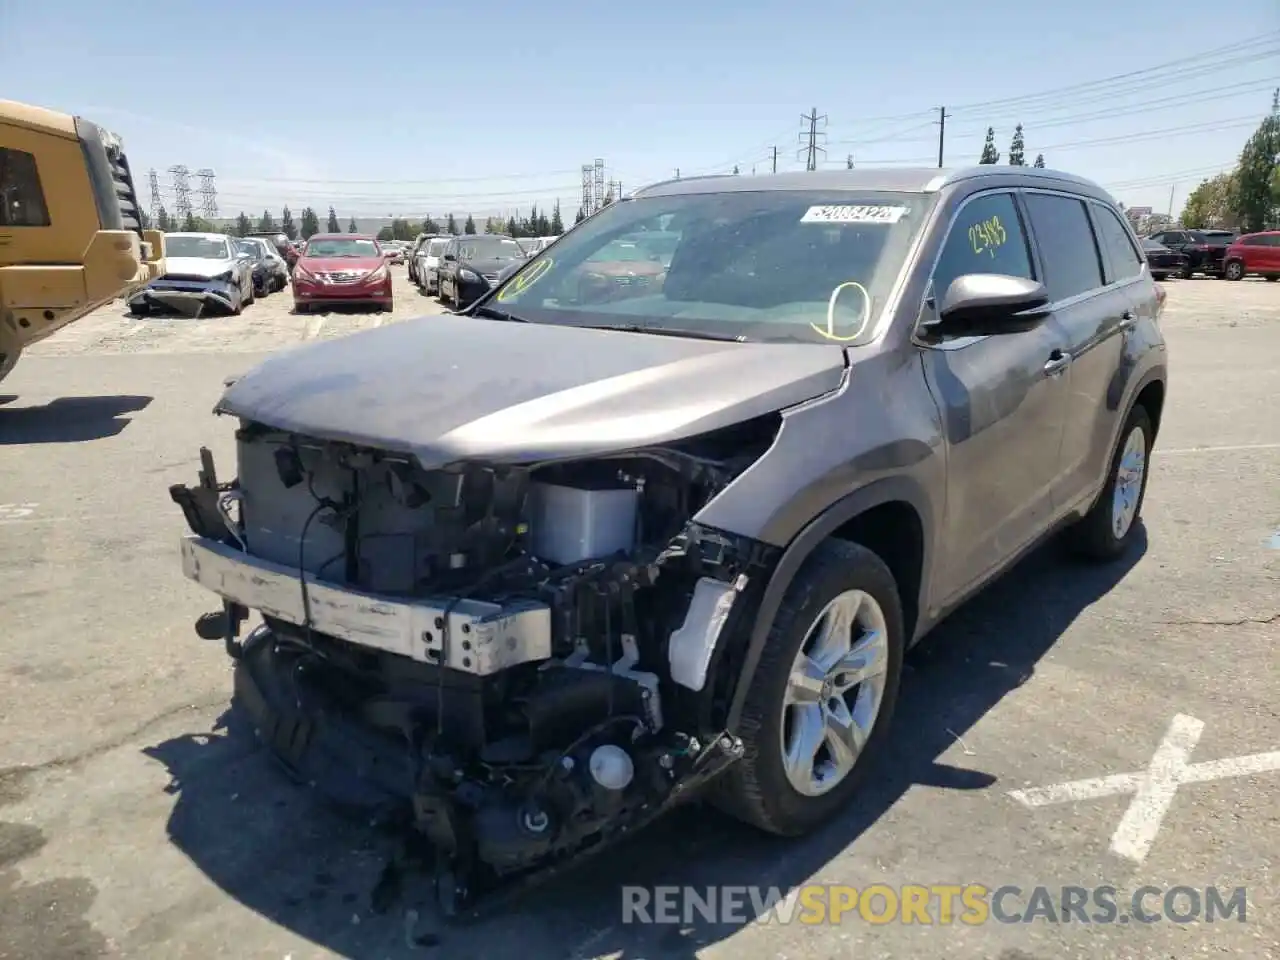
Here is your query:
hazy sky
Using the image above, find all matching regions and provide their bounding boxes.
[2,1,1276,221]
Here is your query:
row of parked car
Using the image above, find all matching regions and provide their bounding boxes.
[126,232,292,316]
[403,232,558,306]
[1140,228,1280,282]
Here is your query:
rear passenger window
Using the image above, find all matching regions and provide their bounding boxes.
[932,192,1033,303]
[0,147,52,227]
[1093,205,1143,282]
[1023,193,1104,302]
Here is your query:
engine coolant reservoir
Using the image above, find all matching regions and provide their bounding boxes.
[589,744,635,791]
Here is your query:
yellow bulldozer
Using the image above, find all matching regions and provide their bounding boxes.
[1,99,165,385]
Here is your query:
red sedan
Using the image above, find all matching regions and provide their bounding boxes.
[292,234,394,312]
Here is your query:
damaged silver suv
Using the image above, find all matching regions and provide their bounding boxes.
[171,166,1167,912]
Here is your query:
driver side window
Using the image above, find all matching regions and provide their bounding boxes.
[932,192,1033,306]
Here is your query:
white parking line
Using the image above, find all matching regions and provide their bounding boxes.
[1160,442,1280,456]
[1010,714,1280,864]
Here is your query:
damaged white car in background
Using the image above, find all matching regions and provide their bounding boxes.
[127,232,254,317]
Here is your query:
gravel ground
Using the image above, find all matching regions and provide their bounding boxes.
[0,275,1277,960]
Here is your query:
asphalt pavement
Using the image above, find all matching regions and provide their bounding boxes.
[1,272,1277,959]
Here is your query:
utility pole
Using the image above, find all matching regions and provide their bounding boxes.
[771,146,778,173]
[935,106,950,168]
[798,107,827,171]
[674,168,680,179]
[1168,183,1176,218]
[846,154,854,169]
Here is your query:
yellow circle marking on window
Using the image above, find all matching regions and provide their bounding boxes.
[810,280,871,343]
[496,257,554,302]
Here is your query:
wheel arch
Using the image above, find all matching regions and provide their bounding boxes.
[724,475,935,732]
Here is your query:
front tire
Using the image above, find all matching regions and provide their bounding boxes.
[714,539,904,836]
[1223,260,1245,281]
[1180,263,1194,279]
[1066,405,1153,560]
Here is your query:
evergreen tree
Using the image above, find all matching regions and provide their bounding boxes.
[979,127,1000,164]
[733,164,740,175]
[281,207,297,240]
[422,216,441,234]
[506,215,519,237]
[463,214,477,234]
[235,212,252,236]
[348,217,358,233]
[446,213,458,235]
[550,201,564,234]
[156,207,172,231]
[139,210,152,230]
[1033,154,1045,168]
[182,210,198,231]
[299,207,321,239]
[326,207,341,233]
[255,210,277,232]
[574,207,587,224]
[1008,124,1026,166]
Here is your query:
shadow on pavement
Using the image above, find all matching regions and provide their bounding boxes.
[0,395,153,444]
[144,529,1146,959]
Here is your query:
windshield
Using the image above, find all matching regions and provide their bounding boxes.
[487,190,929,344]
[1141,238,1165,250]
[303,237,381,258]
[427,239,449,256]
[236,239,266,258]
[167,235,232,259]
[458,236,525,260]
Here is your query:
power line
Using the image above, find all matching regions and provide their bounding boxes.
[799,107,827,171]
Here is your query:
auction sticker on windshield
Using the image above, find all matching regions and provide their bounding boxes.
[800,205,908,224]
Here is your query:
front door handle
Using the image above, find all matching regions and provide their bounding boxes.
[1043,350,1072,376]
[1118,310,1136,331]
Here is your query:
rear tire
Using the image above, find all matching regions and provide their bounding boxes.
[1065,405,1153,561]
[1223,260,1245,281]
[1180,263,1194,279]
[712,539,904,836]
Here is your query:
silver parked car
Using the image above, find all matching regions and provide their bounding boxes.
[171,165,1167,914]
[413,235,450,295]
[129,232,254,316]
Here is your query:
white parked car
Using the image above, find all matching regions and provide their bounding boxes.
[414,236,450,295]
[128,232,254,316]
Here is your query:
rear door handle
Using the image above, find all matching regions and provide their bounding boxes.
[1118,310,1136,331]
[1043,350,1072,376]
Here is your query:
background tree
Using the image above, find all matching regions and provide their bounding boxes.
[300,207,321,239]
[235,212,253,236]
[280,207,297,240]
[574,207,587,224]
[1180,172,1239,229]
[348,217,358,233]
[255,210,277,232]
[463,214,477,234]
[376,226,394,241]
[1008,124,1026,166]
[446,213,458,235]
[326,207,341,233]
[156,207,172,231]
[139,210,152,230]
[1231,91,1280,232]
[181,211,199,231]
[1033,154,1045,168]
[422,216,440,234]
[980,127,1000,164]
[550,202,564,234]
[732,164,740,175]
[506,215,519,236]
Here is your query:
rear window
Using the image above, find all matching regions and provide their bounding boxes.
[0,147,52,227]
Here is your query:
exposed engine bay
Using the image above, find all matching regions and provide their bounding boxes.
[171,416,783,913]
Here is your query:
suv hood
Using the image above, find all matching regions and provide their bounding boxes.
[216,315,845,467]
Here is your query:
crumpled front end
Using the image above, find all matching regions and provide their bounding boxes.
[171,414,787,913]
[129,275,239,316]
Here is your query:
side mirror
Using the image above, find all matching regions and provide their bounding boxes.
[925,274,1050,338]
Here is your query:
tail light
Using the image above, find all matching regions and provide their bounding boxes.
[1154,285,1167,321]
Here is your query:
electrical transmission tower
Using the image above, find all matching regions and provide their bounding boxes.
[581,164,594,215]
[147,168,163,222]
[592,159,605,212]
[196,168,218,218]
[798,107,827,171]
[168,165,193,219]
[607,179,623,202]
